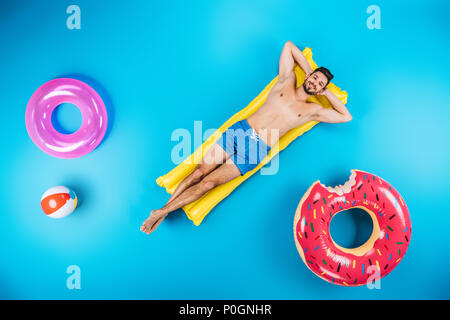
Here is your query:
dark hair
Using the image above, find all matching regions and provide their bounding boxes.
[313,67,334,84]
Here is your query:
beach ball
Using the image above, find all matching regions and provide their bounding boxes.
[40,186,77,218]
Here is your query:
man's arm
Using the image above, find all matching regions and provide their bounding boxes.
[279,41,314,81]
[312,88,353,123]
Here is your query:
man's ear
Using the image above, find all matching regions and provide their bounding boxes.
[305,72,311,79]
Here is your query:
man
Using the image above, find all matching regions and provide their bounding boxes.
[141,41,352,235]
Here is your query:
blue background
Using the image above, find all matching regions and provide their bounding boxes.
[1,0,449,299]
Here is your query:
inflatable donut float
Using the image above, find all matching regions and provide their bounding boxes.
[293,169,411,286]
[25,78,108,159]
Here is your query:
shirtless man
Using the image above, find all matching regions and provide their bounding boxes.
[141,41,352,235]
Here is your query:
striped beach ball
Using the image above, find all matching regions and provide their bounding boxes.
[41,186,77,218]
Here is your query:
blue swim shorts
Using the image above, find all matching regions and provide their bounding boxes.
[216,119,271,176]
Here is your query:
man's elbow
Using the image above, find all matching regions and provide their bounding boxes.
[284,40,294,48]
[343,114,353,122]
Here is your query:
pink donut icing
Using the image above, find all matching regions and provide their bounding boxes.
[25,78,107,158]
[293,169,411,286]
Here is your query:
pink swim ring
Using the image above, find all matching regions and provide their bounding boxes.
[25,78,108,158]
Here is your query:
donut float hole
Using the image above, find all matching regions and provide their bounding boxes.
[330,208,374,249]
[51,103,83,134]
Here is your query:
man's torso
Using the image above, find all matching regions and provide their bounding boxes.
[247,73,318,147]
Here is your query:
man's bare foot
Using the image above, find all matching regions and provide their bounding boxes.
[140,209,167,235]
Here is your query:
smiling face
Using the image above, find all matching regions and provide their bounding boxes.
[303,71,329,95]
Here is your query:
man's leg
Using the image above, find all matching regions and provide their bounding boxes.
[141,161,241,234]
[165,143,230,204]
